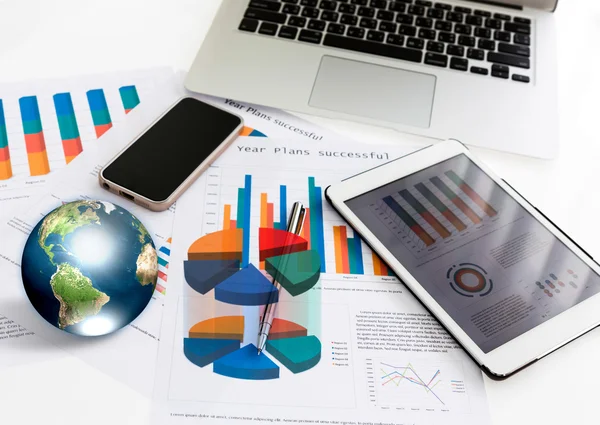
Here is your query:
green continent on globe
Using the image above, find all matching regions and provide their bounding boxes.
[132,216,150,244]
[38,201,101,263]
[50,263,110,329]
[136,243,158,286]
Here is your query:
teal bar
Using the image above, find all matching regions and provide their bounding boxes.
[348,238,358,275]
[22,119,43,135]
[236,188,244,229]
[91,109,112,126]
[0,124,7,149]
[57,115,80,140]
[119,85,140,111]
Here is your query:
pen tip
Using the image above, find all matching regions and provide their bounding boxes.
[257,348,262,356]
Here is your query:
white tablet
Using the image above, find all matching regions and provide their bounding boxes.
[326,139,600,378]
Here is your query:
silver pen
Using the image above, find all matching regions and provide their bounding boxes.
[257,201,306,355]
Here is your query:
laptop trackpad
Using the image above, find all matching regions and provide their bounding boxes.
[309,56,436,128]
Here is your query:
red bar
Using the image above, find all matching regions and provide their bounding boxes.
[410,224,435,246]
[62,137,83,157]
[459,183,498,217]
[0,146,10,161]
[24,132,47,153]
[302,208,311,249]
[95,123,112,138]
[453,197,482,224]
[158,270,167,281]
[422,211,451,238]
[442,209,466,231]
[339,226,350,274]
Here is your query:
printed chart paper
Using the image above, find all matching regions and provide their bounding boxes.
[152,138,490,425]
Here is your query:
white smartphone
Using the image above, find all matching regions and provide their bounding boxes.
[326,139,600,378]
[99,97,243,211]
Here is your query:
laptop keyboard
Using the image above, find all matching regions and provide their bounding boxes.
[239,0,532,83]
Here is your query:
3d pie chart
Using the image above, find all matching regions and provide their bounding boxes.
[183,227,322,380]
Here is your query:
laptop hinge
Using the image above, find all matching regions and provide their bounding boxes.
[466,0,558,12]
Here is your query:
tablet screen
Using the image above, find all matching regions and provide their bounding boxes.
[346,154,600,353]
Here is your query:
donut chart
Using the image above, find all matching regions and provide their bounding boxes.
[183,228,322,380]
[447,263,493,298]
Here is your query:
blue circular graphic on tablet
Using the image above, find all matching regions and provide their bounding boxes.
[21,200,158,336]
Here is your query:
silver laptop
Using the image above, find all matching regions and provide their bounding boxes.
[186,0,559,158]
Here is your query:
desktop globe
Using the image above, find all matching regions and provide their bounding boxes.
[21,200,158,336]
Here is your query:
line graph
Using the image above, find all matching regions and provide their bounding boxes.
[366,358,469,412]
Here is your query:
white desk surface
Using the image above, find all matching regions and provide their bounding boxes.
[0,0,599,423]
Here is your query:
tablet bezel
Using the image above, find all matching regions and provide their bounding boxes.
[325,139,600,377]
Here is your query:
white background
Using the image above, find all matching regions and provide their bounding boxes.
[0,0,599,424]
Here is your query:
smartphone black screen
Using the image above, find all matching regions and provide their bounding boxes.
[102,98,241,202]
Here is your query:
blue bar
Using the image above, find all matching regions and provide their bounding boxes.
[308,178,326,273]
[277,185,287,230]
[19,96,41,121]
[87,89,109,111]
[159,246,171,256]
[53,93,75,116]
[242,174,252,267]
[351,236,364,274]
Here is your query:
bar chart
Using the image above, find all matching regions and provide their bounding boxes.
[371,170,501,257]
[206,168,396,278]
[0,69,170,191]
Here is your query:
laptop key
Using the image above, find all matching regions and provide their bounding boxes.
[308,19,326,30]
[514,33,531,46]
[408,5,426,16]
[419,28,436,39]
[239,18,259,32]
[427,8,444,19]
[491,64,509,79]
[415,17,433,28]
[438,32,455,43]
[450,57,468,71]
[498,42,530,57]
[323,33,424,62]
[371,0,388,8]
[301,0,318,5]
[245,8,287,24]
[282,0,300,3]
[379,21,398,32]
[298,29,323,43]
[427,41,444,53]
[407,37,424,49]
[341,14,358,25]
[424,52,448,67]
[351,0,368,5]
[512,74,530,83]
[347,27,366,38]
[283,4,301,14]
[446,11,463,23]
[259,22,279,35]
[434,2,452,10]
[288,16,307,27]
[494,31,511,42]
[321,11,340,21]
[377,10,395,21]
[415,0,433,6]
[389,2,407,12]
[387,33,405,46]
[249,0,282,12]
[435,20,452,31]
[367,30,385,42]
[494,12,511,21]
[505,22,531,34]
[458,35,475,47]
[447,44,464,56]
[396,13,414,24]
[454,6,471,14]
[475,27,491,38]
[466,15,482,26]
[470,66,488,75]
[302,7,320,17]
[454,24,471,35]
[399,25,417,36]
[339,4,357,14]
[358,6,376,17]
[474,9,491,17]
[478,39,495,50]
[485,18,501,29]
[360,18,377,29]
[327,23,346,34]
[514,17,531,25]
[488,51,530,68]
[320,0,338,10]
[467,47,484,60]
[278,25,299,39]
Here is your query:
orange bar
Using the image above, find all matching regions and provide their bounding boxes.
[339,226,350,274]
[267,203,274,228]
[187,228,243,261]
[65,156,77,164]
[223,204,231,230]
[260,193,268,227]
[27,151,50,176]
[454,197,482,224]
[0,160,12,180]
[333,226,344,273]
[95,123,112,138]
[302,208,311,249]
[240,126,253,136]
[460,184,498,217]
[24,132,47,153]
[372,252,381,276]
